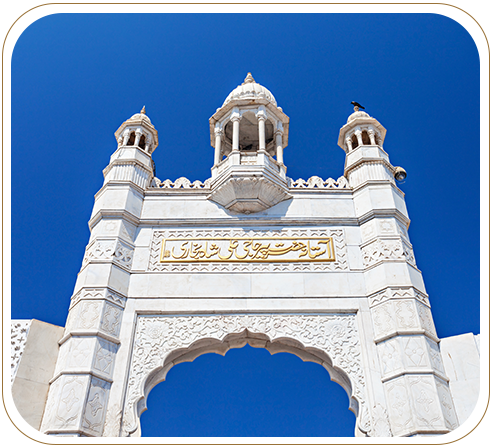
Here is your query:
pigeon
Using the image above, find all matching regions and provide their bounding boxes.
[351,101,365,110]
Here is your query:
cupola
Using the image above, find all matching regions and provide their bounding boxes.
[338,105,400,189]
[207,73,291,214]
[114,106,159,154]
[338,104,386,153]
[101,107,157,191]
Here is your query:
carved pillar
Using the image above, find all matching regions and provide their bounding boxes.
[355,129,363,147]
[275,123,283,163]
[144,134,152,153]
[134,129,142,147]
[231,109,240,152]
[214,126,223,166]
[345,136,353,152]
[257,107,267,152]
[122,130,130,146]
[368,128,377,145]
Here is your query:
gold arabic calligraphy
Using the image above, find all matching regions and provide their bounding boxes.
[160,237,335,263]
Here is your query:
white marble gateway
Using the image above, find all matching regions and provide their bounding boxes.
[13,74,480,437]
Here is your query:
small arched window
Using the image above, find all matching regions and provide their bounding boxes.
[127,132,136,146]
[361,130,371,145]
[138,134,146,150]
[351,134,358,149]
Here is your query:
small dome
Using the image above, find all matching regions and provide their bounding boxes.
[130,113,151,124]
[128,106,152,125]
[223,73,277,107]
[347,110,370,123]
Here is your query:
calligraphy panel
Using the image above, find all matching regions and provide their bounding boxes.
[160,236,335,263]
[148,228,349,272]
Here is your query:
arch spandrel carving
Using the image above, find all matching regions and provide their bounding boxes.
[118,313,371,437]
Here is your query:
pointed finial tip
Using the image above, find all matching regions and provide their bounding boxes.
[243,72,255,84]
[141,106,146,114]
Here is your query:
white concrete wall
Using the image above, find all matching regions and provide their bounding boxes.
[11,319,64,430]
[440,333,481,425]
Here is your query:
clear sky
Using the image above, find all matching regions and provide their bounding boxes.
[10,13,479,437]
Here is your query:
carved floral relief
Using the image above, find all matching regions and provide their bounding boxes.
[120,313,368,437]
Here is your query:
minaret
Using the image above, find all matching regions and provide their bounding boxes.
[338,106,459,437]
[208,73,291,214]
[337,104,413,274]
[40,108,158,437]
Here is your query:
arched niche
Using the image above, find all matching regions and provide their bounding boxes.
[116,314,370,438]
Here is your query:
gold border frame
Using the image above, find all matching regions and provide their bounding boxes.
[159,236,336,263]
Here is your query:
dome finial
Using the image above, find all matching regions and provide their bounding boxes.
[141,105,146,114]
[243,72,255,84]
[351,101,365,112]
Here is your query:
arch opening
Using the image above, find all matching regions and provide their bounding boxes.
[351,134,358,149]
[238,111,259,151]
[127,131,136,146]
[129,330,361,437]
[138,134,146,150]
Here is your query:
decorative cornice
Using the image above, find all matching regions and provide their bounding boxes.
[148,175,352,191]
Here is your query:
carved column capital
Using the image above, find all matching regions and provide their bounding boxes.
[230,108,241,123]
[256,111,267,122]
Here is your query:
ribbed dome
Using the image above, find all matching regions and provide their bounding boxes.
[222,73,277,107]
[347,110,370,123]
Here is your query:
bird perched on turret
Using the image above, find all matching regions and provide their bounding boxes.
[351,101,365,110]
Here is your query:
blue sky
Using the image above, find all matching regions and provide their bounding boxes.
[10,13,480,437]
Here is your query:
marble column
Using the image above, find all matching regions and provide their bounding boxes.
[231,109,241,152]
[122,130,130,146]
[214,127,223,166]
[345,136,353,152]
[275,130,283,163]
[257,114,266,151]
[134,130,143,147]
[355,129,363,147]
